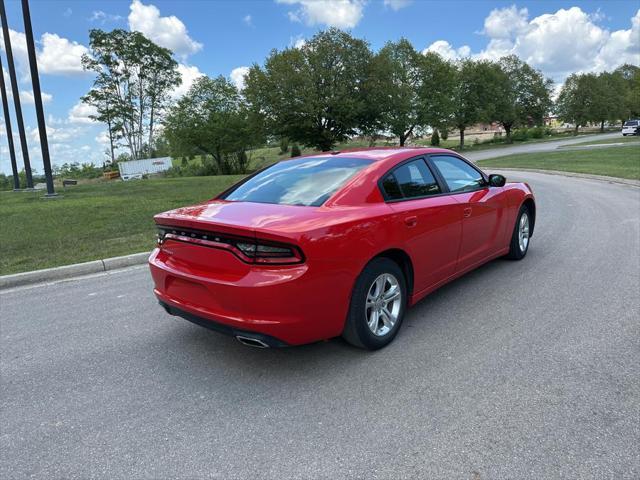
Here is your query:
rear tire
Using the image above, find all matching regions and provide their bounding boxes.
[342,258,407,350]
[506,205,531,260]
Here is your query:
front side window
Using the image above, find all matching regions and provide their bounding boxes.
[381,159,441,200]
[221,157,371,207]
[431,155,485,193]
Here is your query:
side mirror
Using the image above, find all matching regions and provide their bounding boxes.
[488,174,506,187]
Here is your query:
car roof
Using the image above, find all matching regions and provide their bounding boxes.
[302,147,459,163]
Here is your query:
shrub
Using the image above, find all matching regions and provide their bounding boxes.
[530,126,545,139]
[440,129,449,141]
[511,128,529,142]
[430,130,440,146]
[291,144,301,157]
[279,137,289,154]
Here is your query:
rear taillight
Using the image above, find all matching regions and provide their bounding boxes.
[157,226,304,265]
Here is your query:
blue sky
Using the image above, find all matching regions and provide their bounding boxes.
[1,0,639,175]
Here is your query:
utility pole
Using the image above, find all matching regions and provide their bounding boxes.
[0,55,20,190]
[21,0,55,196]
[0,0,33,189]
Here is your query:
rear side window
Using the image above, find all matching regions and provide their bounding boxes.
[431,155,485,193]
[222,157,371,206]
[381,159,441,200]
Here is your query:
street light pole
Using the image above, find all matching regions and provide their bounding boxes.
[0,0,33,189]
[21,0,55,196]
[0,54,20,190]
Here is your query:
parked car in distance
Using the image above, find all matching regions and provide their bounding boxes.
[622,120,640,136]
[149,148,536,350]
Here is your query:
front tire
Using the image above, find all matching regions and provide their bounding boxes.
[506,205,531,260]
[342,258,407,350]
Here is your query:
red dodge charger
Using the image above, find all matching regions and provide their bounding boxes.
[149,148,535,350]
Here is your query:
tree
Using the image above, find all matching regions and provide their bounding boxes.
[81,29,180,160]
[163,76,263,174]
[82,82,121,164]
[590,71,627,131]
[244,28,374,151]
[419,52,457,136]
[556,73,595,134]
[451,59,503,148]
[494,55,553,141]
[613,64,640,121]
[372,39,424,146]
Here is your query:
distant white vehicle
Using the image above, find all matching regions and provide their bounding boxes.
[118,157,173,180]
[621,120,639,136]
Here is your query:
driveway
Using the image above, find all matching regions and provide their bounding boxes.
[464,132,621,162]
[1,171,639,479]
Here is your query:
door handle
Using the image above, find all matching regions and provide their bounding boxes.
[463,207,472,218]
[404,216,418,227]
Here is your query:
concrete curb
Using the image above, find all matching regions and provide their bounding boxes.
[494,168,640,187]
[0,252,150,290]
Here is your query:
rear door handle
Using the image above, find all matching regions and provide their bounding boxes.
[463,207,472,218]
[404,216,418,227]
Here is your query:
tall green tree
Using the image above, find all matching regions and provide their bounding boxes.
[452,59,503,148]
[81,29,180,160]
[372,39,424,146]
[614,64,640,120]
[556,73,596,134]
[494,55,553,141]
[244,28,373,151]
[419,52,457,136]
[163,76,263,174]
[81,81,121,164]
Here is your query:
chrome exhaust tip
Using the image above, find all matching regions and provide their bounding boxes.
[236,335,269,348]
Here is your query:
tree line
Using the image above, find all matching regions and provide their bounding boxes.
[79,28,640,175]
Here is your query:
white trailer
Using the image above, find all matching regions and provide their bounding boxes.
[118,157,173,180]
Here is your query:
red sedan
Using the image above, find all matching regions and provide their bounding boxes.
[149,148,535,349]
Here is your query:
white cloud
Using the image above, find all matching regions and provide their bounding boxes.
[277,0,365,29]
[482,5,528,39]
[68,101,98,124]
[422,40,471,61]
[290,35,306,49]
[89,10,124,23]
[384,0,412,11]
[243,14,253,27]
[0,29,88,77]
[425,7,640,82]
[128,0,203,58]
[171,63,205,98]
[38,33,90,75]
[230,66,250,91]
[19,90,53,105]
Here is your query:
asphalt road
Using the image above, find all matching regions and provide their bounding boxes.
[464,131,621,161]
[2,171,639,479]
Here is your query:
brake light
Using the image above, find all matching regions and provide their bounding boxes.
[157,226,304,265]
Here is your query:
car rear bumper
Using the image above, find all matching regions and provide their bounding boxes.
[149,248,353,345]
[158,299,289,347]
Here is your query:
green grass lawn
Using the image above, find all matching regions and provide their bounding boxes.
[0,176,242,275]
[558,135,640,147]
[478,144,640,180]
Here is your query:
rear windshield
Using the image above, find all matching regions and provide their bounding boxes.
[221,157,372,206]
[624,121,638,126]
